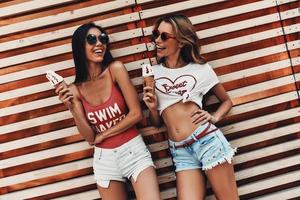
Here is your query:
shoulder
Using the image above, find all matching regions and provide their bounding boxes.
[190,62,207,67]
[152,63,163,73]
[108,61,129,82]
[109,60,126,72]
[191,62,212,71]
[152,63,161,67]
[153,63,162,69]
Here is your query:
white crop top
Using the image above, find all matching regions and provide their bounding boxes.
[153,62,219,115]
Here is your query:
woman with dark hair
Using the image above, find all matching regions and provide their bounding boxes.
[56,23,161,200]
[143,14,239,200]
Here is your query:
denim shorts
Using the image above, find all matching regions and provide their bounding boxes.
[169,123,237,172]
[93,135,155,188]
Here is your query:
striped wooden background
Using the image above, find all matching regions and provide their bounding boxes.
[0,0,299,199]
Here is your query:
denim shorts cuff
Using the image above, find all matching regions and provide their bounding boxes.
[175,166,201,172]
[202,147,237,171]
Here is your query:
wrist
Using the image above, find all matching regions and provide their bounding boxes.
[94,133,105,144]
[69,101,81,112]
[101,131,108,139]
[211,115,218,124]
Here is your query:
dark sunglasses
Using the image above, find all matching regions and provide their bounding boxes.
[152,29,176,41]
[86,33,109,45]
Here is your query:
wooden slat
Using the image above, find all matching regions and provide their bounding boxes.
[287,39,300,50]
[160,188,177,199]
[139,0,227,19]
[0,158,92,188]
[207,170,300,199]
[228,75,294,99]
[1,141,91,169]
[0,60,74,84]
[283,23,300,34]
[228,91,297,115]
[0,175,96,200]
[0,126,78,152]
[238,170,300,195]
[235,154,300,181]
[280,7,300,20]
[154,157,173,169]
[0,155,174,190]
[0,111,72,135]
[234,139,300,164]
[136,0,156,4]
[143,13,280,37]
[52,189,99,200]
[277,0,299,5]
[0,26,144,68]
[147,27,285,53]
[0,76,74,101]
[296,72,300,82]
[221,107,300,135]
[0,0,136,37]
[210,44,287,68]
[0,57,149,85]
[219,59,291,82]
[0,27,143,52]
[291,56,300,67]
[0,41,145,69]
[0,0,76,18]
[254,186,300,199]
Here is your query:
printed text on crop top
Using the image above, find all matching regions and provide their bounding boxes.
[153,62,220,115]
[78,74,138,148]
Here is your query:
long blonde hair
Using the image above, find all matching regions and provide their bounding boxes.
[153,14,206,65]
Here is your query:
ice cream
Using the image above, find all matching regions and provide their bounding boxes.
[142,64,154,90]
[45,70,66,88]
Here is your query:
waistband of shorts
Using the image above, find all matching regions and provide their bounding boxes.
[168,122,213,146]
[94,134,142,152]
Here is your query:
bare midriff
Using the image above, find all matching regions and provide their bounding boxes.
[162,101,205,142]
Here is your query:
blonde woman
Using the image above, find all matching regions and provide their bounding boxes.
[143,14,239,200]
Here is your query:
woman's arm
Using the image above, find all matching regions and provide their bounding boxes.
[210,83,232,123]
[191,83,232,124]
[56,84,96,143]
[143,86,163,127]
[94,61,143,143]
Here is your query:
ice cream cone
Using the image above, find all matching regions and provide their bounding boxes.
[144,76,154,87]
[142,64,155,93]
[45,70,66,88]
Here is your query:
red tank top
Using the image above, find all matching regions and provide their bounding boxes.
[78,68,138,148]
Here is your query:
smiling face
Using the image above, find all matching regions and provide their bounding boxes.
[154,21,182,60]
[85,27,107,64]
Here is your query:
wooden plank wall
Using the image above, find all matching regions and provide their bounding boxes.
[0,0,299,199]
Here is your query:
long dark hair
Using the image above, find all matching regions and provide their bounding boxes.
[153,14,206,65]
[72,23,114,83]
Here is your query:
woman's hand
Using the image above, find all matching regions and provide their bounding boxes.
[190,109,218,125]
[91,133,105,145]
[55,84,74,110]
[143,85,158,111]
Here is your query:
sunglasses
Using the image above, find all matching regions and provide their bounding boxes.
[86,33,109,45]
[152,29,176,41]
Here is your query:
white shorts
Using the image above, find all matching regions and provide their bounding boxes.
[93,134,155,188]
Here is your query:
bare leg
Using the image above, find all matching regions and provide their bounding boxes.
[205,162,239,200]
[130,166,161,200]
[97,181,128,200]
[176,169,206,200]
